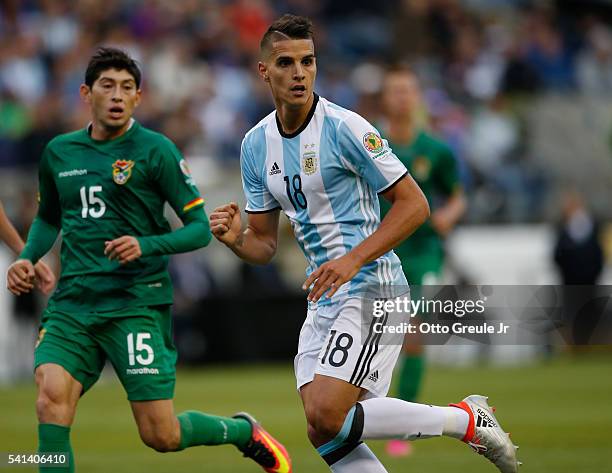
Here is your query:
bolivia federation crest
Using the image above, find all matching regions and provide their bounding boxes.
[412,155,432,181]
[112,159,135,185]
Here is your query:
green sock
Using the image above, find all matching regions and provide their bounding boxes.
[38,424,74,473]
[177,411,252,451]
[397,354,425,402]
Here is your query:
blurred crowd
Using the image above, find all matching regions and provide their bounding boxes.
[1,0,612,221]
[1,1,611,371]
[0,0,611,224]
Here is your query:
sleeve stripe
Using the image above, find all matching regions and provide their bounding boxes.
[245,206,281,214]
[377,171,409,195]
[183,197,205,212]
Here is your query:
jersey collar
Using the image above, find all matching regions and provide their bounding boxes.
[275,93,319,139]
[86,118,136,143]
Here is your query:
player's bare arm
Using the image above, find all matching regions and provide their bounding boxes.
[0,201,26,255]
[211,202,280,265]
[430,188,466,236]
[3,201,56,295]
[304,174,429,302]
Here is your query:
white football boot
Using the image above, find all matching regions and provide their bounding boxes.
[450,395,522,473]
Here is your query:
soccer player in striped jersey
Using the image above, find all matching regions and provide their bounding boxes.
[7,47,291,473]
[211,14,520,473]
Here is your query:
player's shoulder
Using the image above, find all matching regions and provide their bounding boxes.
[242,110,275,149]
[135,125,186,165]
[419,130,449,149]
[418,130,454,156]
[45,129,87,151]
[317,96,363,126]
[135,124,176,151]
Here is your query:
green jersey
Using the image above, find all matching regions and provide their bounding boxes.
[379,130,460,261]
[33,121,205,313]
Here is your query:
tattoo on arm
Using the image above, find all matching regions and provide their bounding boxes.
[235,232,245,248]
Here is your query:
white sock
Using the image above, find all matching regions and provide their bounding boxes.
[360,398,469,441]
[442,405,471,440]
[330,443,388,473]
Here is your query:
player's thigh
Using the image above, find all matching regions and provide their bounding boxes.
[99,306,177,401]
[296,297,404,400]
[34,310,106,397]
[130,399,180,449]
[402,257,444,354]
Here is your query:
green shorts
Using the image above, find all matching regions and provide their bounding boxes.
[401,253,444,286]
[34,306,177,401]
[400,251,444,319]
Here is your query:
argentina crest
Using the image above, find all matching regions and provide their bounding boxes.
[302,143,317,175]
[112,159,135,185]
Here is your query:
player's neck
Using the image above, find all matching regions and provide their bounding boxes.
[89,118,134,141]
[387,116,416,145]
[275,93,315,135]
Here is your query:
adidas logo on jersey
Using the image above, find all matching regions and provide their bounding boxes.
[368,370,379,382]
[476,408,497,428]
[269,162,282,175]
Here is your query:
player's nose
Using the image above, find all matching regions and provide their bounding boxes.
[111,86,123,101]
[293,64,305,80]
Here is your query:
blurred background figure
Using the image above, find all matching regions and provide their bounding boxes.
[554,189,604,345]
[1,194,55,380]
[376,66,466,457]
[554,189,604,286]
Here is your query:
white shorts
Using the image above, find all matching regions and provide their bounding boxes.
[294,296,406,398]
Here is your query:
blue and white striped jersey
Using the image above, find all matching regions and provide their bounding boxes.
[240,95,409,305]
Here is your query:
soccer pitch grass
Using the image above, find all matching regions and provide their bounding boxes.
[1,354,611,473]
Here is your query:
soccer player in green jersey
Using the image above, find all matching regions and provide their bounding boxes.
[1,200,55,294]
[6,48,291,473]
[378,66,466,457]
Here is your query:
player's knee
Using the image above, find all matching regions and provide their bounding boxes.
[36,386,74,424]
[305,403,347,443]
[140,428,180,453]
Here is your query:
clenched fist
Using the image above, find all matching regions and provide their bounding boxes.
[210,202,242,247]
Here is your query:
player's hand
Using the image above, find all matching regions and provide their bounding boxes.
[34,260,56,295]
[104,236,142,264]
[430,209,454,237]
[210,202,242,247]
[302,252,364,302]
[6,259,36,296]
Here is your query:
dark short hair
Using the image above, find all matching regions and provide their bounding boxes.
[85,47,141,88]
[385,63,417,79]
[260,14,314,53]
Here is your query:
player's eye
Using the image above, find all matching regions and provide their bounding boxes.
[302,58,312,66]
[278,59,291,67]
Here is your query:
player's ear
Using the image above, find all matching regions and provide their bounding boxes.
[134,89,142,108]
[79,84,91,104]
[258,62,270,82]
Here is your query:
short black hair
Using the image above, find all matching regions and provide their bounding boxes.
[385,63,418,79]
[260,14,314,53]
[85,47,141,88]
